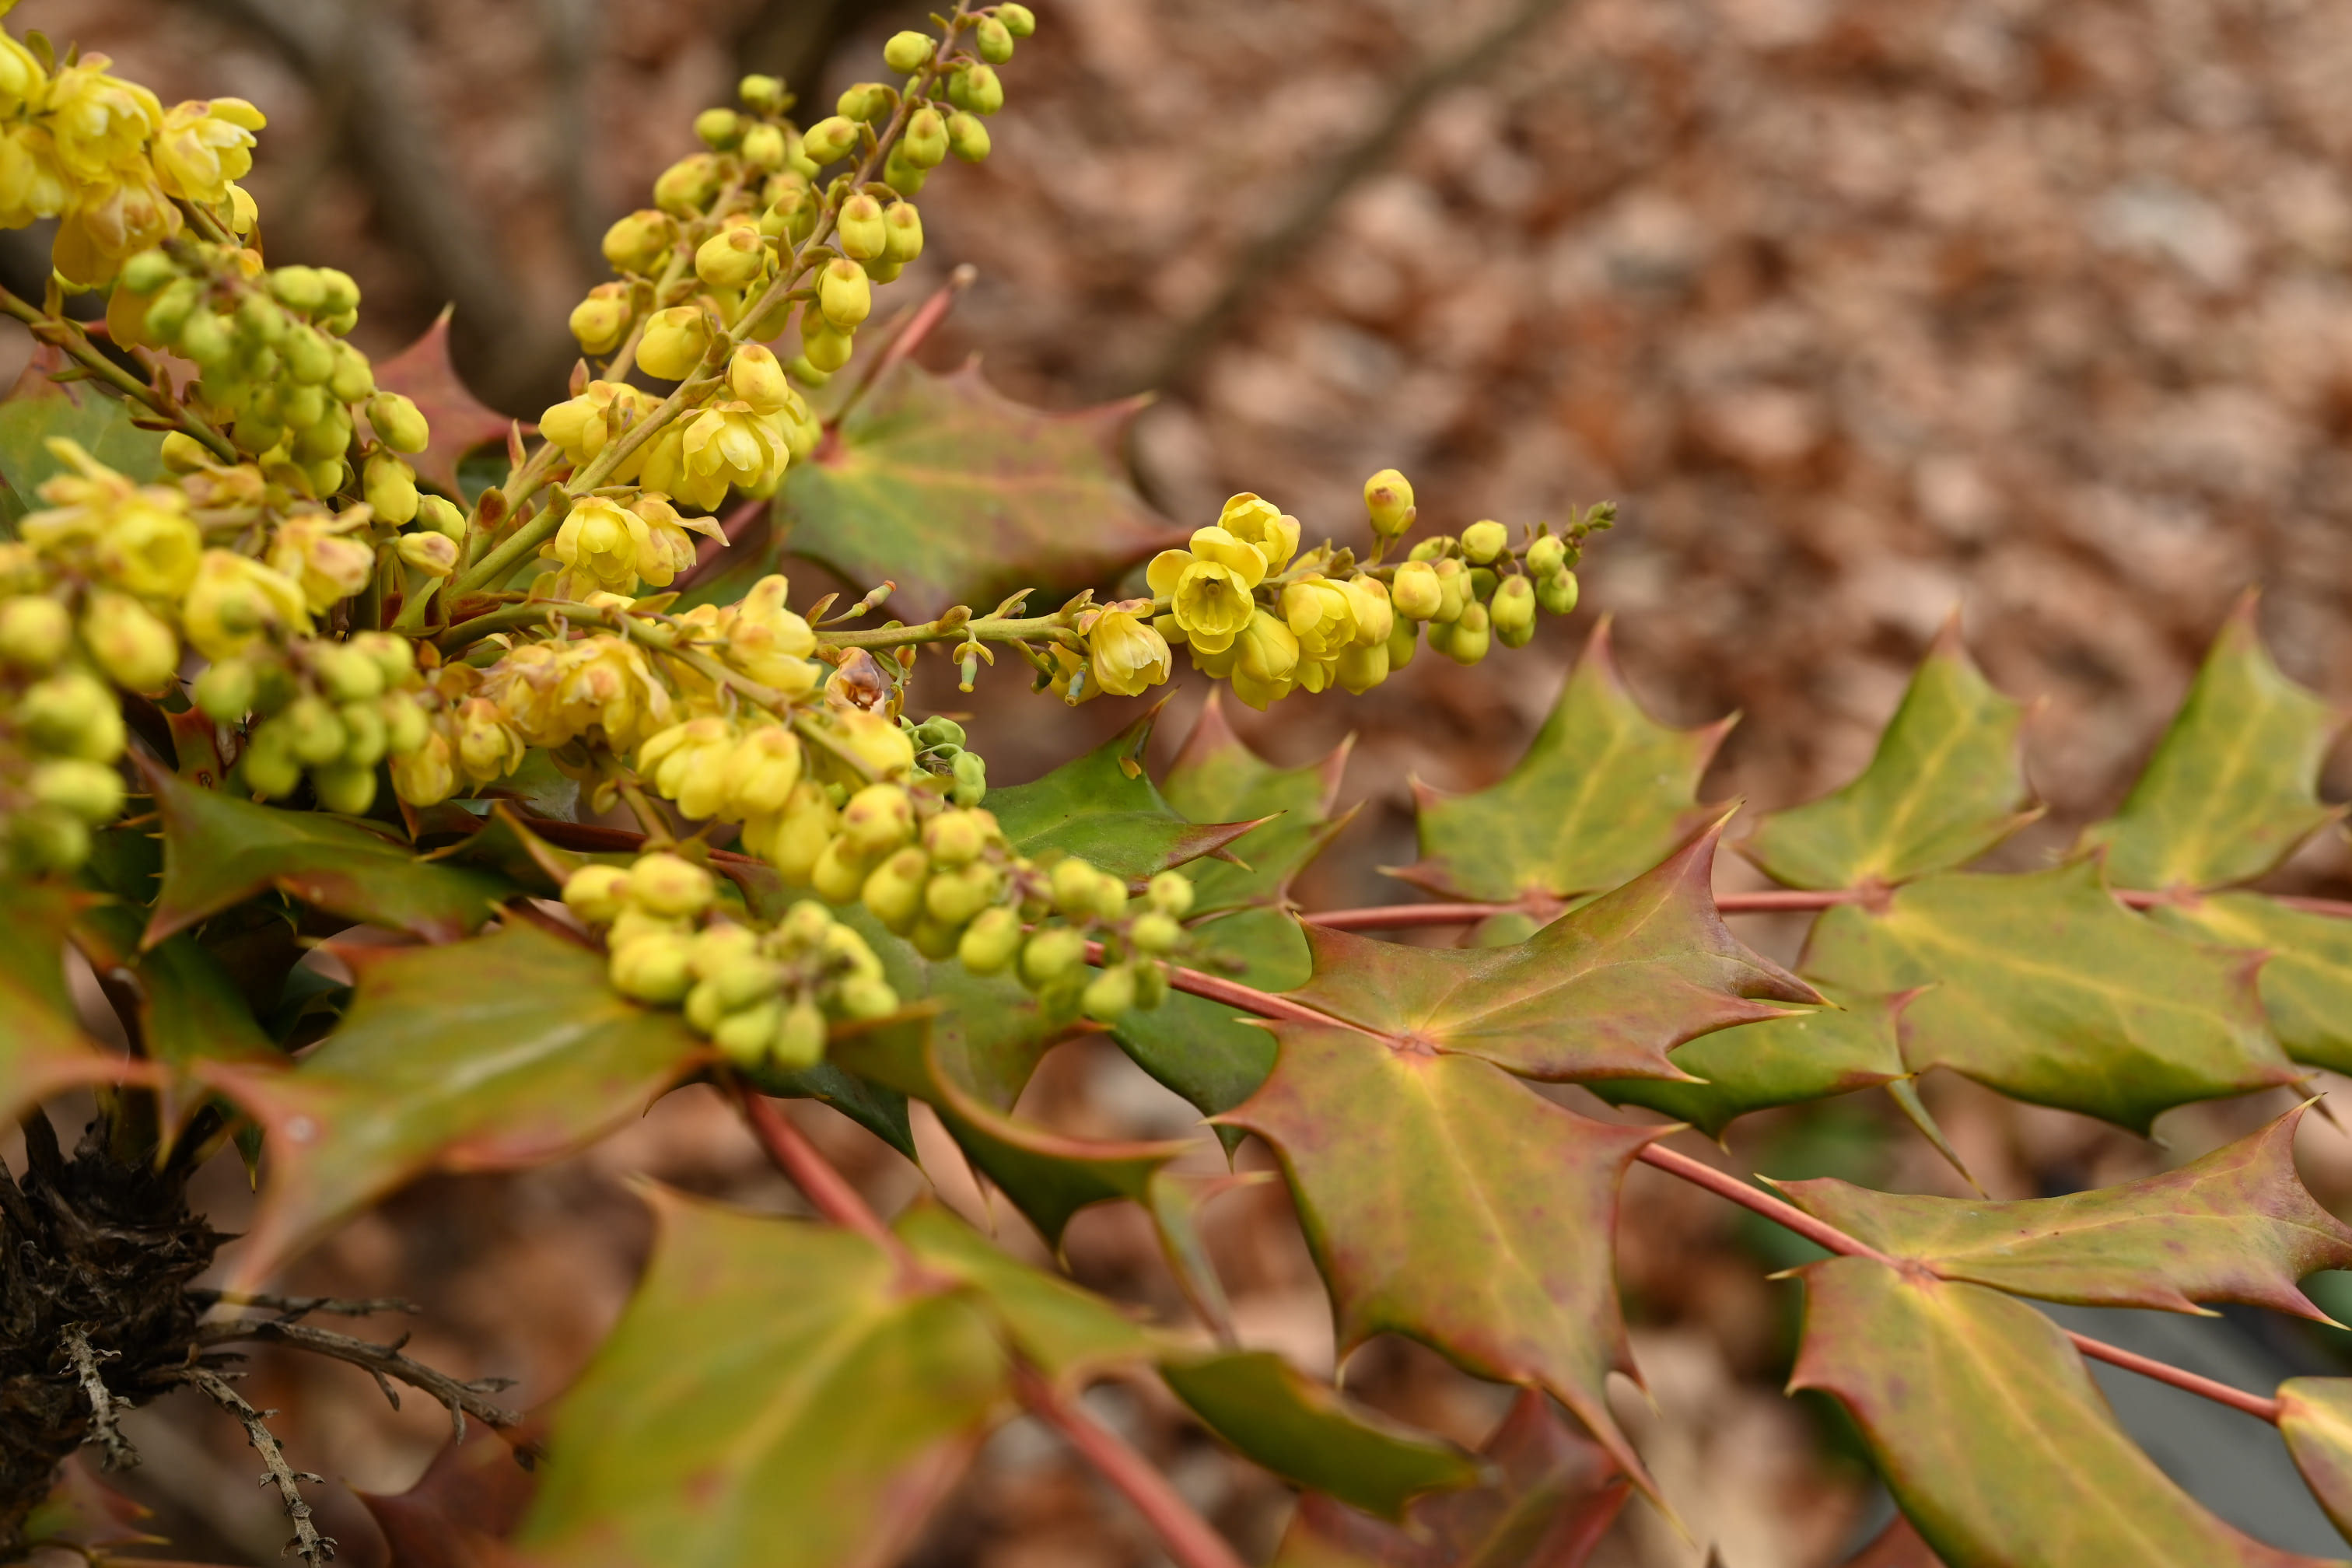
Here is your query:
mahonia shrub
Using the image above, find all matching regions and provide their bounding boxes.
[5,5,2352,1566]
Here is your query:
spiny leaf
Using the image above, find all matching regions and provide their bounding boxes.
[1161,691,1353,913]
[1790,1257,2336,1567]
[894,1201,1153,1384]
[1290,824,1814,1081]
[142,762,520,946]
[1798,859,2301,1132]
[1781,1106,2352,1318]
[1218,1021,1665,1505]
[1111,904,1296,1141]
[1594,989,1910,1137]
[0,880,149,1122]
[201,922,707,1287]
[1160,1349,1484,1521]
[19,1457,161,1554]
[745,356,1185,621]
[1398,619,1729,902]
[986,705,1263,887]
[0,345,164,532]
[357,1422,539,1568]
[2078,598,2347,892]
[2279,1378,2352,1545]
[2151,894,2352,1077]
[369,308,521,496]
[514,1193,1003,1568]
[71,901,278,1130]
[1743,625,2039,890]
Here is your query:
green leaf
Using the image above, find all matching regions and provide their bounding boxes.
[894,1201,1153,1384]
[1110,904,1295,1137]
[2280,1378,2352,1545]
[1160,691,1353,913]
[709,357,1185,621]
[2079,598,2347,892]
[1160,1349,1483,1521]
[1798,859,2301,1132]
[71,901,278,1132]
[1790,1257,2338,1567]
[1398,620,1729,902]
[1290,824,1814,1080]
[1783,1105,2352,1318]
[1742,626,2039,889]
[986,705,1264,887]
[0,346,164,532]
[1594,989,1910,1136]
[749,1059,916,1160]
[1219,1021,1665,1503]
[201,922,708,1286]
[516,1192,1005,1568]
[2151,894,2352,1076]
[0,881,145,1122]
[142,762,520,945]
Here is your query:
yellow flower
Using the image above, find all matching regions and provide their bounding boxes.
[0,32,45,117]
[152,98,265,206]
[453,696,526,782]
[676,401,788,511]
[266,510,374,613]
[1046,640,1095,705]
[1224,607,1300,711]
[0,124,68,228]
[1340,574,1393,646]
[554,634,671,754]
[637,306,711,380]
[725,574,820,693]
[95,496,201,599]
[391,730,456,806]
[721,725,804,817]
[630,494,718,588]
[478,642,564,744]
[180,548,310,661]
[1087,605,1171,698]
[1218,492,1300,573]
[1279,577,1356,661]
[1146,526,1265,655]
[44,58,160,181]
[53,173,180,285]
[551,497,650,594]
[639,715,738,820]
[539,380,649,467]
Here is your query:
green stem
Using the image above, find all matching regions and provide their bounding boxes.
[0,287,237,462]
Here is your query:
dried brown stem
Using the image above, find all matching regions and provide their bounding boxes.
[178,1364,337,1566]
[191,1290,418,1322]
[195,1319,518,1442]
[61,1327,136,1472]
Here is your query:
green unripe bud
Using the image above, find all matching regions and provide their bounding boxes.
[902,107,949,170]
[294,404,354,464]
[78,593,177,693]
[381,693,429,756]
[144,278,203,343]
[563,863,632,925]
[924,861,1000,926]
[653,152,724,214]
[1020,925,1087,989]
[1444,602,1491,665]
[921,808,989,866]
[1536,569,1579,618]
[21,672,122,761]
[698,222,771,290]
[0,595,71,669]
[739,73,789,113]
[416,493,467,541]
[602,208,677,275]
[240,726,302,799]
[838,82,894,123]
[835,192,888,262]
[799,314,854,373]
[913,715,965,749]
[1082,964,1136,1021]
[1390,560,1441,621]
[367,393,429,454]
[998,3,1037,37]
[882,30,935,73]
[810,835,870,905]
[396,532,458,577]
[194,658,257,721]
[1406,537,1449,562]
[30,758,124,824]
[1051,856,1105,918]
[694,107,742,149]
[312,760,377,816]
[1337,639,1390,695]
[684,978,727,1035]
[1430,558,1468,623]
[908,916,960,961]
[632,851,716,918]
[319,308,359,338]
[120,248,177,295]
[338,700,388,767]
[281,695,347,765]
[1524,534,1567,576]
[1129,911,1181,956]
[1136,957,1169,1010]
[862,845,930,933]
[1146,870,1193,917]
[709,954,786,1013]
[278,324,332,386]
[11,808,89,873]
[281,382,329,432]
[950,747,987,807]
[313,268,362,316]
[1461,520,1507,565]
[974,16,1015,62]
[946,112,990,163]
[1363,468,1414,537]
[1491,574,1537,648]
[611,933,696,1004]
[841,782,914,854]
[269,266,328,314]
[817,257,873,331]
[882,144,928,198]
[958,906,1024,975]
[768,996,824,1068]
[880,202,925,265]
[837,973,900,1020]
[954,64,1005,116]
[364,450,419,525]
[236,289,285,347]
[800,116,860,165]
[328,343,375,404]
[177,309,235,369]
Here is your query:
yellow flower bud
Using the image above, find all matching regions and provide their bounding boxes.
[653,152,724,215]
[740,73,789,113]
[800,315,854,373]
[601,208,676,275]
[721,724,804,817]
[396,530,458,577]
[1442,601,1492,665]
[726,344,793,417]
[882,201,924,263]
[642,715,738,820]
[836,191,888,261]
[569,286,632,356]
[20,671,124,762]
[958,905,1024,975]
[1082,964,1136,1021]
[1000,3,1038,37]
[1430,558,1468,624]
[817,257,872,331]
[863,845,930,933]
[736,123,785,173]
[924,861,1000,926]
[365,450,419,524]
[901,107,950,170]
[1492,574,1537,647]
[1461,520,1508,565]
[415,494,465,541]
[1390,559,1441,621]
[191,656,252,721]
[638,306,712,381]
[882,30,936,73]
[279,695,348,766]
[1020,926,1087,988]
[766,781,839,881]
[0,595,71,669]
[1087,606,1172,697]
[611,933,696,1004]
[829,706,915,779]
[838,83,894,123]
[367,392,430,455]
[975,16,1016,62]
[30,758,125,825]
[1525,534,1567,576]
[695,222,768,289]
[694,107,743,150]
[1217,493,1300,573]
[1230,607,1301,711]
[391,730,456,806]
[631,851,716,918]
[800,116,860,165]
[842,781,915,854]
[922,807,993,866]
[1279,578,1356,662]
[946,112,990,163]
[80,590,178,692]
[1363,468,1415,537]
[1537,569,1579,618]
[181,548,310,661]
[1336,639,1389,695]
[950,64,1006,116]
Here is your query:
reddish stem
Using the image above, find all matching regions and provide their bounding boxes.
[729,1078,905,1259]
[1304,887,2352,929]
[1013,1362,1250,1568]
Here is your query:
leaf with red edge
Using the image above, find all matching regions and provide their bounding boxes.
[359,1422,542,1568]
[142,761,520,946]
[1780,1105,2352,1318]
[19,1455,162,1553]
[2278,1378,2352,1545]
[1289,823,1815,1081]
[1399,619,1731,903]
[0,344,165,532]
[1219,1021,1667,1507]
[369,307,523,495]
[1594,989,1910,1136]
[726,356,1185,621]
[1160,690,1354,915]
[1790,1257,2334,1567]
[0,880,149,1121]
[201,921,707,1288]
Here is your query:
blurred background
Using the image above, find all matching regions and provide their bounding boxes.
[19,0,2352,1563]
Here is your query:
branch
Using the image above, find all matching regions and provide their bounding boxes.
[192,1290,419,1322]
[179,1363,338,1566]
[1304,885,2352,930]
[730,1077,910,1257]
[1013,1361,1250,1568]
[0,287,236,460]
[196,1319,519,1441]
[62,1326,138,1472]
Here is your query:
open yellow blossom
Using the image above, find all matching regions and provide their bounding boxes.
[540,380,650,467]
[266,511,374,613]
[676,401,789,511]
[180,548,310,661]
[630,494,719,588]
[725,575,820,693]
[1087,605,1171,698]
[54,173,179,284]
[46,57,161,181]
[1146,526,1265,655]
[453,697,526,782]
[1217,492,1300,574]
[0,124,70,228]
[551,497,650,594]
[639,715,738,820]
[552,635,671,754]
[1189,607,1299,712]
[1341,575,1392,646]
[19,447,203,599]
[0,31,44,117]
[391,731,456,807]
[152,98,265,206]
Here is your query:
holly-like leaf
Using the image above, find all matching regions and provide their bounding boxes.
[1160,1349,1483,1521]
[515,1192,1004,1568]
[2078,599,2347,892]
[1781,1106,2352,1318]
[358,1422,541,1568]
[1790,1257,2334,1567]
[201,922,708,1286]
[1798,859,2301,1132]
[1398,620,1729,902]
[0,881,149,1121]
[1290,824,1813,1081]
[142,762,519,946]
[19,1457,160,1555]
[369,307,521,495]
[72,901,279,1132]
[2151,894,2352,1076]
[754,356,1185,621]
[1594,990,1910,1137]
[0,345,164,531]
[987,705,1263,887]
[1743,626,2039,890]
[894,1201,1153,1382]
[2279,1378,2352,1545]
[1111,904,1295,1138]
[1161,691,1353,914]
[1219,1021,1665,1501]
